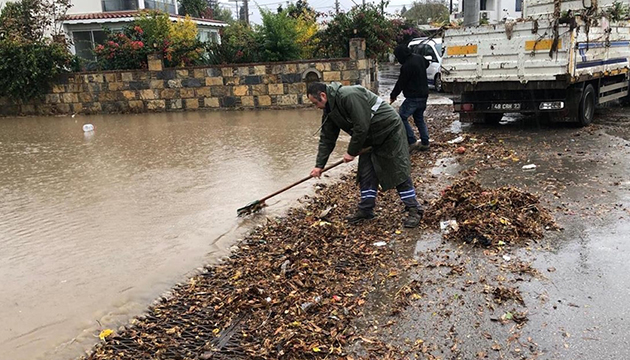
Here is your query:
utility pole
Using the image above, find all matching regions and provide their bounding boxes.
[463,0,480,26]
[232,0,239,21]
[335,0,340,14]
[243,0,249,24]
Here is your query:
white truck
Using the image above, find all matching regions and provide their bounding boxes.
[442,0,630,125]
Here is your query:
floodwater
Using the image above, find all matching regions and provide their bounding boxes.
[0,109,347,360]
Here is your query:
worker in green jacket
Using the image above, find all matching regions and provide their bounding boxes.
[306,82,423,228]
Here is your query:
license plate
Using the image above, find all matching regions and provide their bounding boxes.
[492,103,521,110]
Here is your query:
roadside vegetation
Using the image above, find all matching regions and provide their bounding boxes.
[0,0,437,101]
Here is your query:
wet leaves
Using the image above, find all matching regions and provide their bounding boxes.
[424,177,557,247]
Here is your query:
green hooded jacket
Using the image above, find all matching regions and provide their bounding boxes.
[315,82,411,190]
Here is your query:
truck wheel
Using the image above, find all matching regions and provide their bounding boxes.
[578,84,596,126]
[484,113,504,125]
[434,74,443,93]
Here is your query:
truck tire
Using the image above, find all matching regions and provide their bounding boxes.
[578,84,596,126]
[434,74,443,93]
[484,113,504,125]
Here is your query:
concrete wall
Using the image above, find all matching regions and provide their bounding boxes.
[68,0,102,14]
[0,39,378,117]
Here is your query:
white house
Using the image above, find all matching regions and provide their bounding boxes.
[452,0,523,24]
[0,0,227,59]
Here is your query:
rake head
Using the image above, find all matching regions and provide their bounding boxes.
[236,200,267,217]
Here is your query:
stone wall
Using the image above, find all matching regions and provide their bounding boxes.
[0,38,378,117]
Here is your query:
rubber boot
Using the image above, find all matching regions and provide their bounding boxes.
[346,209,375,225]
[403,207,423,228]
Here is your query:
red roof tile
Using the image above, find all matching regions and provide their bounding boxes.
[63,11,226,25]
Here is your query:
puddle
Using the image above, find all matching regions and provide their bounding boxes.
[430,157,461,176]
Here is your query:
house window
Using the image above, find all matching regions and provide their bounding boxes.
[515,0,522,11]
[480,0,487,11]
[144,0,177,14]
[73,30,108,60]
[101,0,138,11]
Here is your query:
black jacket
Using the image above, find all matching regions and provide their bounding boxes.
[390,44,429,100]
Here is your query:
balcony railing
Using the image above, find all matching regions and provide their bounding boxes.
[144,0,177,14]
[101,0,138,11]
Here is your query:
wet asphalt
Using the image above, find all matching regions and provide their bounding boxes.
[376,63,630,359]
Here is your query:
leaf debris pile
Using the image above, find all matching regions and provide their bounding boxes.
[83,179,407,360]
[424,178,557,246]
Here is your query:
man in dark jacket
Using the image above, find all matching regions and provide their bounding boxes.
[306,82,423,228]
[390,43,430,151]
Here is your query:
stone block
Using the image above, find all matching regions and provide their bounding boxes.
[301,94,310,104]
[287,83,306,94]
[168,99,182,110]
[160,70,176,80]
[253,65,266,75]
[72,103,83,113]
[193,69,205,79]
[297,63,310,73]
[79,93,94,102]
[100,92,120,102]
[315,62,332,72]
[129,100,144,111]
[122,90,137,100]
[206,68,222,77]
[257,95,272,106]
[45,94,60,103]
[150,80,165,89]
[220,96,238,108]
[224,77,239,85]
[233,85,249,96]
[211,86,230,97]
[121,72,133,82]
[357,59,368,70]
[271,65,284,74]
[88,83,102,93]
[62,93,78,103]
[85,102,102,113]
[148,59,163,71]
[68,83,84,93]
[268,83,284,95]
[147,100,166,110]
[129,81,149,90]
[105,73,117,82]
[184,98,199,109]
[140,89,157,100]
[182,78,203,88]
[180,88,196,98]
[341,80,351,86]
[342,70,360,80]
[238,67,250,76]
[160,89,178,99]
[176,69,189,78]
[55,103,71,113]
[285,64,297,73]
[281,74,302,83]
[89,74,104,83]
[204,97,220,108]
[205,77,223,86]
[221,67,235,78]
[196,87,211,97]
[323,71,341,82]
[331,62,347,71]
[167,79,182,88]
[21,104,35,114]
[52,84,66,93]
[108,82,124,91]
[251,84,268,96]
[241,96,255,107]
[243,76,262,85]
[277,94,298,106]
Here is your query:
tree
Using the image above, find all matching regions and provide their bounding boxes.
[178,0,208,18]
[286,0,317,21]
[404,1,449,25]
[257,8,301,61]
[316,3,397,59]
[211,4,233,23]
[0,0,71,41]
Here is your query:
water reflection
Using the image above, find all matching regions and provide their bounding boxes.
[0,109,347,360]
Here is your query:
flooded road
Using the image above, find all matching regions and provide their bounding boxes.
[0,109,347,360]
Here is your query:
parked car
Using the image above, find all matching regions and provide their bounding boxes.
[408,37,444,92]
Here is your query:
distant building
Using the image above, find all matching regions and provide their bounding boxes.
[0,0,227,60]
[451,0,522,24]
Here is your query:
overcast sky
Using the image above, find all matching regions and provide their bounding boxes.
[216,0,413,24]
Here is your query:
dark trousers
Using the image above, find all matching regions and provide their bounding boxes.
[399,97,429,146]
[357,154,420,213]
